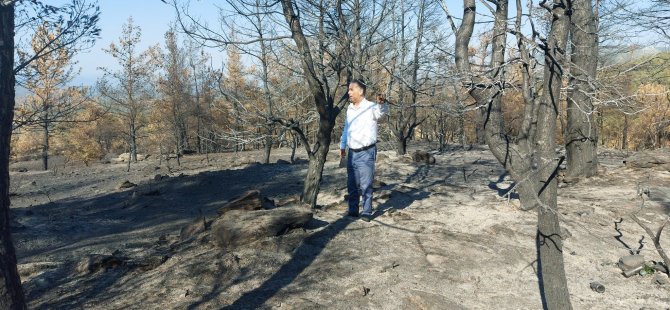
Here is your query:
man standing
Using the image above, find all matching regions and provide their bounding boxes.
[340,79,388,222]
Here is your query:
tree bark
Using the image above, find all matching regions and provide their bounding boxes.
[290,133,297,163]
[453,0,573,308]
[281,0,344,208]
[301,113,336,206]
[475,112,486,144]
[454,89,467,148]
[396,137,407,155]
[42,121,49,171]
[130,120,137,162]
[535,0,572,308]
[258,18,274,165]
[263,133,272,164]
[0,3,27,308]
[565,0,598,178]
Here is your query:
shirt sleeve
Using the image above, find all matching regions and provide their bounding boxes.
[340,118,348,150]
[372,102,389,121]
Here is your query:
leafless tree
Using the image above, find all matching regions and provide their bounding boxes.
[1,1,99,308]
[628,0,670,41]
[565,0,599,177]
[157,29,193,159]
[98,18,156,164]
[451,0,572,308]
[276,0,350,206]
[170,0,392,206]
[188,47,219,156]
[170,0,279,160]
[381,0,431,155]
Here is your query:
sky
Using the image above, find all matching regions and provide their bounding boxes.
[25,0,657,91]
[63,0,463,87]
[15,0,191,94]
[73,0,218,85]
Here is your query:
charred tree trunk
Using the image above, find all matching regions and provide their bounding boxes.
[598,111,604,146]
[42,121,49,171]
[475,112,486,144]
[437,111,446,151]
[301,118,334,206]
[281,0,344,208]
[453,0,572,308]
[290,133,297,163]
[173,109,188,155]
[192,62,203,154]
[535,1,572,307]
[172,113,182,155]
[180,121,189,151]
[129,120,138,162]
[0,3,28,308]
[565,0,598,178]
[622,113,628,150]
[396,136,408,155]
[258,23,274,165]
[454,89,467,148]
[263,132,272,164]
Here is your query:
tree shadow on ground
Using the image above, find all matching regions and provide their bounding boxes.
[28,264,130,310]
[13,162,307,307]
[215,216,357,310]
[487,171,520,200]
[372,185,430,220]
[648,186,670,215]
[213,167,431,308]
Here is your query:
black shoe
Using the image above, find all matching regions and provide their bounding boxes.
[346,212,359,218]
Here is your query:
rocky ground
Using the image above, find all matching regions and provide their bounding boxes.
[8,144,670,309]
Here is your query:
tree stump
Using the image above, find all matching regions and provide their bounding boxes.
[217,190,271,215]
[211,204,313,248]
[412,150,436,164]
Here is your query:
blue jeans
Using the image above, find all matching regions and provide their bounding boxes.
[347,146,376,216]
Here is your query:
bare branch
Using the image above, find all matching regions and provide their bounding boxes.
[631,214,670,275]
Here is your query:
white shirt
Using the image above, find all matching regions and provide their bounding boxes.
[340,98,388,150]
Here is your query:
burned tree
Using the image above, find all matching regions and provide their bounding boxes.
[171,0,390,207]
[98,18,154,164]
[565,0,599,177]
[1,1,99,308]
[0,4,24,308]
[16,23,91,171]
[278,0,350,206]
[452,0,572,308]
[384,0,429,155]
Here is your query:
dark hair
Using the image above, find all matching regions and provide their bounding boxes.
[350,79,367,94]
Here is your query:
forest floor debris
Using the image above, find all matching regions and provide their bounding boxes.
[9,145,670,309]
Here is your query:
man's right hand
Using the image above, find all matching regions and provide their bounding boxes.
[340,149,346,158]
[376,93,386,104]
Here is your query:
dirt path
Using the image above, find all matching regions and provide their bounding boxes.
[9,146,670,309]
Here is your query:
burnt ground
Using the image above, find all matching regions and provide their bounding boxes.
[8,145,670,309]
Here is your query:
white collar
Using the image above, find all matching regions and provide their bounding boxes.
[350,98,369,110]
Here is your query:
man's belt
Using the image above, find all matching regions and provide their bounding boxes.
[350,143,376,152]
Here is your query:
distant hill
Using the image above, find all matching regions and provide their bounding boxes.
[609,45,669,63]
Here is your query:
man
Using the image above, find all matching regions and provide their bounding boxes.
[340,79,388,222]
